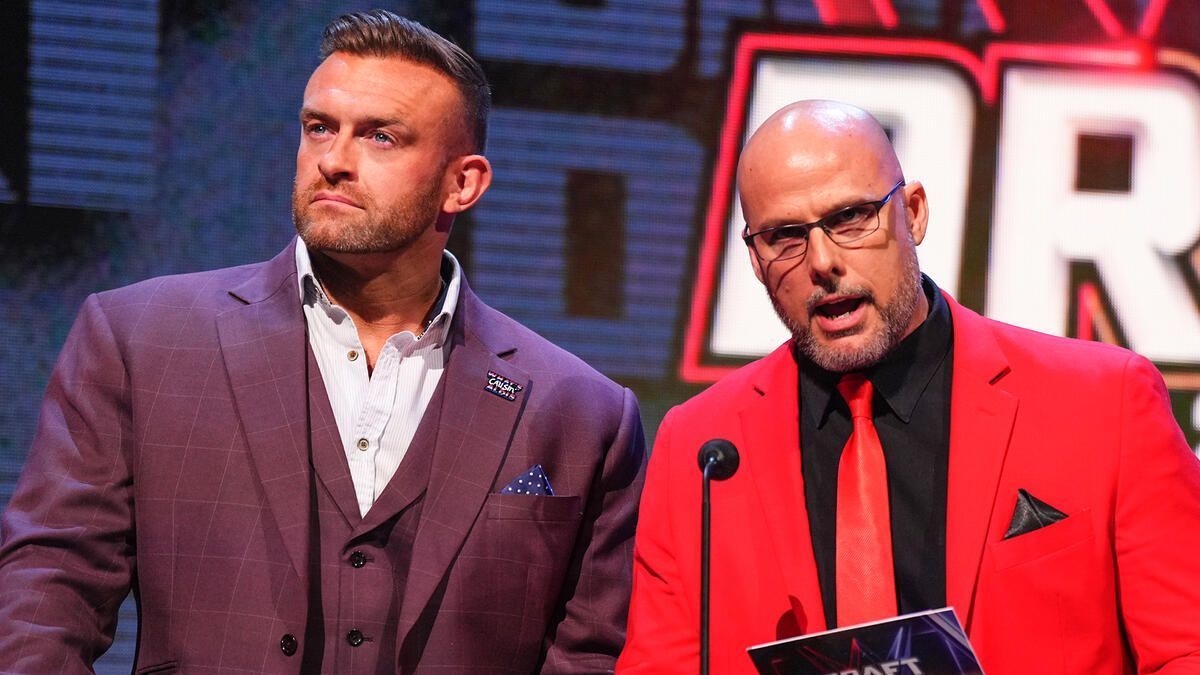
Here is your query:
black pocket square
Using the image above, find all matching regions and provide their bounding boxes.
[1004,488,1067,540]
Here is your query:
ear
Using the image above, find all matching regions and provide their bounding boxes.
[901,181,928,246]
[441,154,493,215]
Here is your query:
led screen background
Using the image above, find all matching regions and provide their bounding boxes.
[0,1,1197,669]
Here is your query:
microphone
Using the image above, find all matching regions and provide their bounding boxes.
[697,439,740,481]
[697,439,740,675]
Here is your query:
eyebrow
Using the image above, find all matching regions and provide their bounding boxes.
[755,195,873,231]
[298,107,409,131]
[298,107,327,122]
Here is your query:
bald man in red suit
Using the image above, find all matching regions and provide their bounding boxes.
[618,101,1200,674]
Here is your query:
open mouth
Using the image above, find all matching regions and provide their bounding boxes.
[810,293,870,334]
[814,296,865,319]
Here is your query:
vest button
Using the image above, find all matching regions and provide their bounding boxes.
[349,550,367,568]
[347,629,365,647]
[280,633,298,656]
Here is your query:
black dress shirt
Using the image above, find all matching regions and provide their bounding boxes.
[797,275,953,628]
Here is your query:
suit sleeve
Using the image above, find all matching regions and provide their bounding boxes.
[616,406,699,674]
[1114,355,1200,671]
[541,386,647,674]
[0,294,136,672]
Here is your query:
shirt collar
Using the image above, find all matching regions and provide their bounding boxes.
[294,237,461,346]
[799,275,952,428]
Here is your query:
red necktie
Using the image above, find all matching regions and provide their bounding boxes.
[835,374,897,627]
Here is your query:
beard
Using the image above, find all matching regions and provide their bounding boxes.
[770,243,923,373]
[291,174,444,255]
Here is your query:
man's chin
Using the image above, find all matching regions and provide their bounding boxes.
[797,329,889,373]
[297,223,403,256]
[303,238,408,256]
[816,323,867,342]
[297,216,355,240]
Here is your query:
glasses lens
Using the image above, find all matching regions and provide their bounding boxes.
[827,204,881,244]
[769,225,809,261]
[749,183,896,262]
[746,225,808,262]
[772,239,807,261]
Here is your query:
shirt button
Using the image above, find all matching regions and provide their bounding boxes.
[356,438,369,451]
[349,551,367,568]
[280,633,298,656]
[346,629,365,647]
[347,349,359,361]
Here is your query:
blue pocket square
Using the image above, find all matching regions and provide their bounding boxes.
[501,464,554,496]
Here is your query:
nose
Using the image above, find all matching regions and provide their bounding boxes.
[805,228,843,284]
[317,134,356,184]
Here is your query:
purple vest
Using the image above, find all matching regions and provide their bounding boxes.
[301,347,445,672]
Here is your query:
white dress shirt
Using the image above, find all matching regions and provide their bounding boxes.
[295,239,460,517]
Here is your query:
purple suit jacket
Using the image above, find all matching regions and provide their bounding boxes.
[0,240,645,674]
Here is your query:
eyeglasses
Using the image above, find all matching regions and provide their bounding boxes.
[742,180,906,263]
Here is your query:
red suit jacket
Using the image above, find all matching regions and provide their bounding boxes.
[0,241,645,673]
[618,293,1200,674]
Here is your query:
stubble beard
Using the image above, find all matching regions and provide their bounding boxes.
[291,176,444,255]
[770,244,923,373]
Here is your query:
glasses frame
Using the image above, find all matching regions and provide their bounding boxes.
[742,179,907,263]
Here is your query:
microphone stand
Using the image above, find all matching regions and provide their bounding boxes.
[697,439,738,675]
[701,458,716,675]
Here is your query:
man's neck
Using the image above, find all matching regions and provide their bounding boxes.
[309,243,444,368]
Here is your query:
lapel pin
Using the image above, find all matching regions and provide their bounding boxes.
[485,370,524,401]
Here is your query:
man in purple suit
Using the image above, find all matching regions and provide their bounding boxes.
[0,10,644,673]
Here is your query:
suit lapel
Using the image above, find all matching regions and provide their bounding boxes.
[398,284,528,642]
[740,344,827,634]
[943,294,1018,631]
[355,377,444,535]
[217,241,313,580]
[306,345,361,528]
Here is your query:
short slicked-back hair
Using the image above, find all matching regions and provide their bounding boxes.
[320,9,490,152]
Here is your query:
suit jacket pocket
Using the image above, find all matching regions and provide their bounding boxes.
[990,508,1092,571]
[136,661,178,675]
[485,493,583,522]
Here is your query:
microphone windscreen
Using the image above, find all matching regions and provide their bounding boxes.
[697,439,740,481]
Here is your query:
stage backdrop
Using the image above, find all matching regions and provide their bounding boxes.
[0,0,1197,670]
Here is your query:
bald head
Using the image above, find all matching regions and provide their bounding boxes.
[737,100,903,226]
[736,100,930,372]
